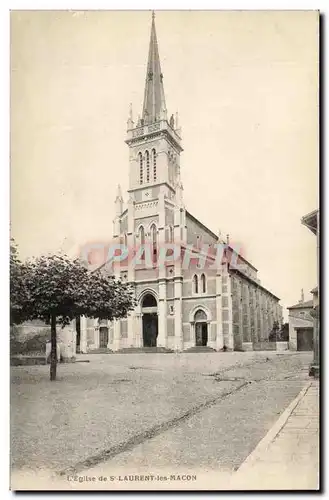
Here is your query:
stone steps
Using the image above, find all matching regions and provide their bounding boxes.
[183,346,217,353]
[115,347,174,354]
[87,348,113,354]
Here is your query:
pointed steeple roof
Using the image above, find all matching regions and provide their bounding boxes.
[142,12,167,124]
[115,184,123,201]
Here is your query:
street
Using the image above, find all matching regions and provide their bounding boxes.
[11,351,313,489]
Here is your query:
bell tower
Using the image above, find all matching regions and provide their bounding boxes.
[125,12,183,204]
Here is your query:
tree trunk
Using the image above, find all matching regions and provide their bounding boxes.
[50,314,57,381]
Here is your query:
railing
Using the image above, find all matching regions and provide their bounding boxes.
[132,122,161,138]
[127,121,181,144]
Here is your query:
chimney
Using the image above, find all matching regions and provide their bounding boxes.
[299,288,305,303]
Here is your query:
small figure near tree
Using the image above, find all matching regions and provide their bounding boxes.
[10,243,136,381]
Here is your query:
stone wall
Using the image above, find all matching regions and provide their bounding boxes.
[11,320,50,343]
[11,320,76,360]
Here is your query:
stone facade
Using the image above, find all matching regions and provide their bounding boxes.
[78,14,282,354]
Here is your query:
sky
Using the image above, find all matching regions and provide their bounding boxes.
[10,10,319,316]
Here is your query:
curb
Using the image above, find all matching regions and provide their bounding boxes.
[237,381,312,473]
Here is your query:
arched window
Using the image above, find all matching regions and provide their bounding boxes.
[138,152,143,184]
[139,226,145,262]
[151,224,157,245]
[168,226,174,243]
[145,150,150,183]
[139,226,145,244]
[152,149,157,181]
[201,273,206,293]
[150,224,157,262]
[193,274,198,294]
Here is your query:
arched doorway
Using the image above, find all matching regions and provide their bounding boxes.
[141,293,158,347]
[75,315,81,353]
[99,326,109,348]
[194,309,208,346]
[99,319,109,348]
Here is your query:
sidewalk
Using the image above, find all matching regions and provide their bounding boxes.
[234,381,319,490]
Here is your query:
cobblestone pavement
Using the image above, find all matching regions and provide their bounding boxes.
[11,351,312,490]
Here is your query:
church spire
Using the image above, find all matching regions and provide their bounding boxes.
[142,11,167,124]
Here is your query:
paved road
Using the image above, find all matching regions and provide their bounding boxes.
[80,353,311,477]
[11,351,312,487]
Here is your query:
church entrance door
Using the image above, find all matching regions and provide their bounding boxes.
[99,326,109,348]
[141,293,158,348]
[194,309,208,347]
[142,313,158,347]
[195,322,208,346]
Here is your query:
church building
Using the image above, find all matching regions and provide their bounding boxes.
[78,13,282,353]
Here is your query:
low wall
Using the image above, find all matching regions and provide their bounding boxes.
[276,341,289,351]
[253,341,289,351]
[11,356,47,366]
[242,342,253,351]
[11,321,50,343]
[11,322,76,361]
[253,342,276,351]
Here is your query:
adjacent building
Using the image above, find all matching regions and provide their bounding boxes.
[301,209,319,376]
[288,290,314,351]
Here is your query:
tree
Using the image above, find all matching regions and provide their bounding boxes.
[269,320,280,342]
[279,322,289,342]
[12,253,136,381]
[10,238,30,326]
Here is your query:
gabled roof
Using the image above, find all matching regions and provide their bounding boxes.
[185,211,258,272]
[185,211,218,240]
[287,300,313,310]
[301,209,318,235]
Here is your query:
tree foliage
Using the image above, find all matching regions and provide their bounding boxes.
[17,254,136,327]
[10,246,136,380]
[269,320,280,342]
[269,321,289,342]
[10,238,30,326]
[279,322,289,342]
